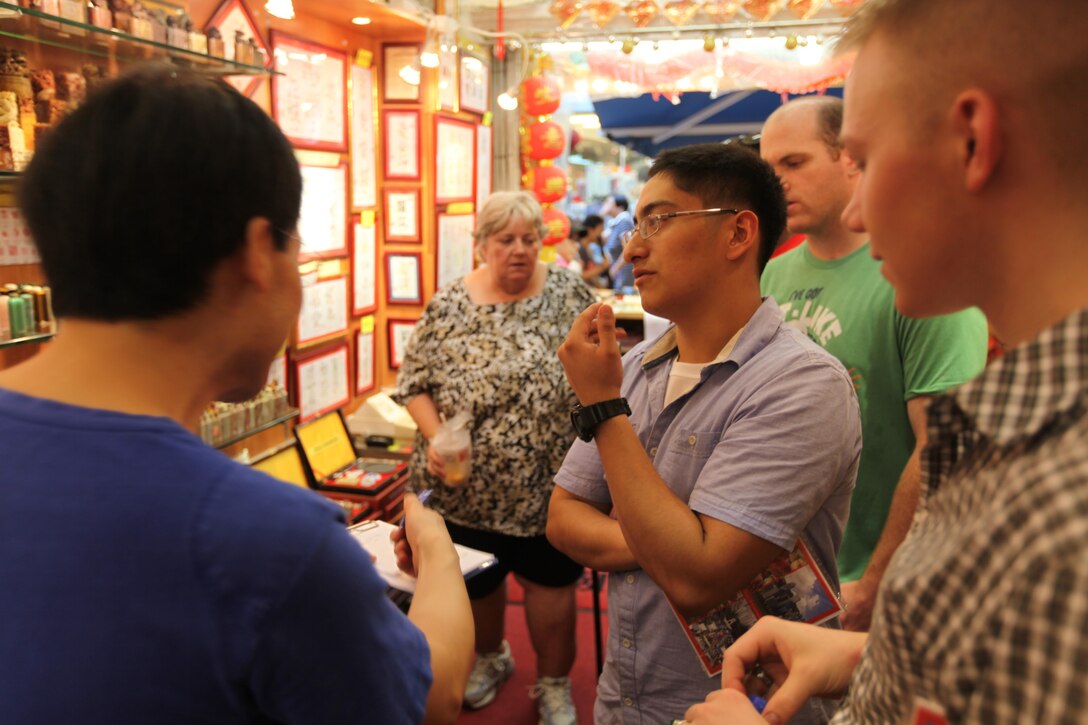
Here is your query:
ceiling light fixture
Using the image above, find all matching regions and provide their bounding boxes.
[351,17,372,25]
[264,0,295,20]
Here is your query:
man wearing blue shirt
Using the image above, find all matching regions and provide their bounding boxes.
[602,195,636,291]
[0,68,472,724]
[547,143,861,724]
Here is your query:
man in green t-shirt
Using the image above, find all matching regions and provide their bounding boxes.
[759,97,988,631]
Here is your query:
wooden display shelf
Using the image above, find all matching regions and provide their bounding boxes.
[213,408,299,450]
[0,1,278,75]
[0,330,53,348]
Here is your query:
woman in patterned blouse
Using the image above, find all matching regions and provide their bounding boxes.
[394,192,595,723]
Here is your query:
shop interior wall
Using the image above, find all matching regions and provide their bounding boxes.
[0,0,459,461]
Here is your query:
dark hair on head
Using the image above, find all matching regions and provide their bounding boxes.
[647,143,786,272]
[611,195,629,210]
[582,213,604,230]
[19,66,302,321]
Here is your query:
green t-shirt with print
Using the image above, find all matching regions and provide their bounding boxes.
[762,242,988,581]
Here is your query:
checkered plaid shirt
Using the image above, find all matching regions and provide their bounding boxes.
[832,307,1088,724]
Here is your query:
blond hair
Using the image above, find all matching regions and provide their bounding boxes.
[473,191,547,252]
[836,0,1088,186]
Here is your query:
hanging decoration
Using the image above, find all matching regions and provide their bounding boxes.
[529,164,569,202]
[828,0,863,14]
[522,75,562,116]
[700,0,740,22]
[527,120,566,160]
[624,0,659,27]
[542,207,572,246]
[519,54,570,258]
[584,0,622,27]
[741,0,784,20]
[549,0,584,28]
[786,0,824,19]
[663,0,700,25]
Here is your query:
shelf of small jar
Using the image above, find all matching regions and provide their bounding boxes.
[212,408,300,450]
[0,1,277,76]
[0,329,53,348]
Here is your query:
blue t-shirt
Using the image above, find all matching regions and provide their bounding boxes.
[0,388,431,724]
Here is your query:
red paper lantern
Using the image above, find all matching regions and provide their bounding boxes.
[530,165,568,204]
[542,207,571,246]
[527,121,566,160]
[522,75,561,116]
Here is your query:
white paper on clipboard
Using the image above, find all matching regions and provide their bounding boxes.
[348,519,497,593]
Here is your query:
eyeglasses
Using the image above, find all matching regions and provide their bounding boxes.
[621,208,740,247]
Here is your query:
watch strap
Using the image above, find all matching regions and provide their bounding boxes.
[571,397,631,441]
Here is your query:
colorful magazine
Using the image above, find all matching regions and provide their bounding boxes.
[671,539,842,676]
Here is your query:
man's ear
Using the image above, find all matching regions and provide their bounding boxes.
[950,89,1002,193]
[236,217,279,292]
[725,210,758,262]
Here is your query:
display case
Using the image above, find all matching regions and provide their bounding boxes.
[0,0,277,177]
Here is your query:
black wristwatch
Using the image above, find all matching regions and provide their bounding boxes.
[570,398,632,442]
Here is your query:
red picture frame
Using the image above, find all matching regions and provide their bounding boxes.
[382,43,422,102]
[383,109,421,181]
[205,0,270,97]
[291,341,352,423]
[387,318,418,369]
[350,216,378,316]
[355,327,376,396]
[297,162,349,261]
[385,251,423,305]
[296,275,350,346]
[383,187,421,243]
[435,116,477,205]
[270,32,349,152]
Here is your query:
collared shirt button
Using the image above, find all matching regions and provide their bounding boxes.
[688,434,697,446]
[650,446,658,456]
[623,697,633,707]
[622,638,632,648]
[626,574,635,584]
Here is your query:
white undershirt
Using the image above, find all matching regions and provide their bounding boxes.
[663,327,745,407]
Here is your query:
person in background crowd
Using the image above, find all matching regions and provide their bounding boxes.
[0,68,473,724]
[548,143,860,725]
[759,96,988,631]
[683,0,1088,722]
[394,191,595,725]
[600,194,636,292]
[576,214,611,288]
[555,236,583,276]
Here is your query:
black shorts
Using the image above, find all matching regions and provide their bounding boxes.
[445,521,585,600]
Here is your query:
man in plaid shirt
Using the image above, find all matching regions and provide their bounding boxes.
[681,0,1088,723]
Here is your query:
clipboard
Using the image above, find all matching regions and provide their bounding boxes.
[347,519,497,594]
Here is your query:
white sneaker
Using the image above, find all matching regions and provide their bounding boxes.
[530,675,578,725]
[464,640,515,710]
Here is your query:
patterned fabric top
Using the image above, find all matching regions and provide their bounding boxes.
[393,266,595,536]
[833,306,1088,724]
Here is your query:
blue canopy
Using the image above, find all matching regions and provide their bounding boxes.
[593,88,844,157]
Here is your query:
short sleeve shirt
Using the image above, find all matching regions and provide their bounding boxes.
[555,298,861,724]
[832,307,1088,724]
[762,242,988,580]
[393,266,595,536]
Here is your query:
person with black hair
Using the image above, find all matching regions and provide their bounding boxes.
[0,67,472,724]
[547,142,860,724]
[576,213,611,288]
